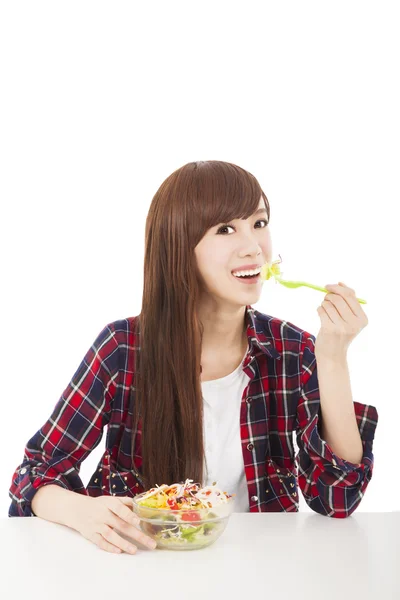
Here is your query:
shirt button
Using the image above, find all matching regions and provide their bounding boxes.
[251,495,258,501]
[20,468,27,474]
[247,443,254,451]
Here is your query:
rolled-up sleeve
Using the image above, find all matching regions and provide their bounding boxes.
[8,322,120,517]
[295,332,379,518]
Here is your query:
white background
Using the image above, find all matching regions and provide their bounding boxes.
[1,1,398,515]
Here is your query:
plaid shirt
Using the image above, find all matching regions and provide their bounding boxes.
[8,305,378,518]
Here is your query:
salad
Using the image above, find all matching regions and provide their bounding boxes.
[132,478,235,548]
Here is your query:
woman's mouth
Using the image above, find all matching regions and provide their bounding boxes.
[231,271,261,285]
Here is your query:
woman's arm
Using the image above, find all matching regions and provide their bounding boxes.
[31,484,86,531]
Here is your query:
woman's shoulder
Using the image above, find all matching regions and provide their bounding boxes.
[251,307,315,347]
[105,315,139,347]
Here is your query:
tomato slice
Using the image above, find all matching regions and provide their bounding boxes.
[167,498,179,510]
[181,511,201,522]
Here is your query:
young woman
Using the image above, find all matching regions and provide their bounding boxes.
[9,160,378,554]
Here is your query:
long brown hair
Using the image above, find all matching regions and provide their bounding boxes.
[131,160,270,491]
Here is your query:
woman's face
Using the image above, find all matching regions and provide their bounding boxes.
[194,196,273,305]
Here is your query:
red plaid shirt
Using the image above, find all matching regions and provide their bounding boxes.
[9,305,378,518]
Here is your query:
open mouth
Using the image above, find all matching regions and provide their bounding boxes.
[231,271,261,282]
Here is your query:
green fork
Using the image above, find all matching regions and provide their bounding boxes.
[261,256,367,304]
[274,277,367,304]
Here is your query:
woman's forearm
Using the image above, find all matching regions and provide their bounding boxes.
[317,356,364,464]
[31,484,87,531]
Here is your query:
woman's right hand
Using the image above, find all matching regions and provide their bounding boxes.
[73,495,157,554]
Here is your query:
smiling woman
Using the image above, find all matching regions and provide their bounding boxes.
[9,159,378,525]
[132,160,272,492]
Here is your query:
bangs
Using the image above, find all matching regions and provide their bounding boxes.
[186,161,270,236]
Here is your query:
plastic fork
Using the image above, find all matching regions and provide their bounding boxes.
[260,255,367,304]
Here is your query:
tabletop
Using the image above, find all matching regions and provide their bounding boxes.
[1,512,399,600]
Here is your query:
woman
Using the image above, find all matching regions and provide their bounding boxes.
[9,160,378,545]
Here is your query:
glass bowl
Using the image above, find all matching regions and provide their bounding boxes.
[131,491,235,551]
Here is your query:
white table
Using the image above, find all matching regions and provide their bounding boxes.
[1,512,399,600]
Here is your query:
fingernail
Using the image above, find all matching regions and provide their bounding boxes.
[147,540,157,549]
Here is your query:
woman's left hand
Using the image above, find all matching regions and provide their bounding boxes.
[314,282,369,362]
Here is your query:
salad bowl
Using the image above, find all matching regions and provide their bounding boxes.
[131,479,235,550]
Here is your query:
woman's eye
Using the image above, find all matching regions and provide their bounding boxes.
[217,219,268,235]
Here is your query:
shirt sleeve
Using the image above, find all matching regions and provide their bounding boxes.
[295,331,379,518]
[8,322,120,517]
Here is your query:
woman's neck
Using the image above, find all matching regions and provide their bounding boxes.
[201,326,248,361]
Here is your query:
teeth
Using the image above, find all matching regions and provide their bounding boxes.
[232,267,261,277]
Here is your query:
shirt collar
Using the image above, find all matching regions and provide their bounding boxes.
[244,305,282,361]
